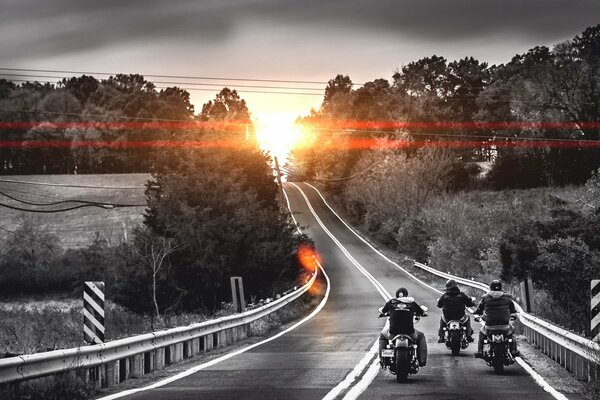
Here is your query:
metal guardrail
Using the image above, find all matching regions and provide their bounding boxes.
[0,268,318,387]
[413,261,600,380]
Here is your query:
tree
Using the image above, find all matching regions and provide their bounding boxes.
[343,145,455,243]
[0,216,62,293]
[59,75,99,104]
[198,88,251,123]
[322,74,353,116]
[133,227,183,318]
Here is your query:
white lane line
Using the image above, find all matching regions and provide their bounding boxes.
[288,183,391,400]
[321,341,378,400]
[97,260,331,400]
[97,188,332,400]
[302,182,573,400]
[303,182,443,296]
[288,182,390,300]
[515,358,570,400]
[342,358,381,400]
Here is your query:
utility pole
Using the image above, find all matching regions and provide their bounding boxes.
[273,156,285,204]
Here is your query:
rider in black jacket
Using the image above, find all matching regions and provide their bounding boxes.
[473,279,519,358]
[379,287,428,367]
[436,279,475,343]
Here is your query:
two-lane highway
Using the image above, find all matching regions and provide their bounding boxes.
[101,182,576,400]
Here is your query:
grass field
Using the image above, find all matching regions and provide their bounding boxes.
[0,174,151,248]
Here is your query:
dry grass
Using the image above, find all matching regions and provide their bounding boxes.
[0,174,150,248]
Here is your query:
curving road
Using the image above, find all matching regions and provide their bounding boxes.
[103,182,579,400]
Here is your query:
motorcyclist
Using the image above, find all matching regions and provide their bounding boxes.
[378,287,428,367]
[473,279,519,358]
[436,279,475,343]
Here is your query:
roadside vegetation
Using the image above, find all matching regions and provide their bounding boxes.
[0,88,313,358]
[292,24,600,337]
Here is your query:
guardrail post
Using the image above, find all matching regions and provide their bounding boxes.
[144,351,154,373]
[118,358,128,382]
[171,343,183,363]
[191,338,200,356]
[131,354,144,377]
[206,334,214,351]
[154,347,165,369]
[105,361,119,387]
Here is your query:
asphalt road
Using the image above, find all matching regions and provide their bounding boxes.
[110,182,575,400]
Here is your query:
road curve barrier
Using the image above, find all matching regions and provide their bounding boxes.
[413,261,600,381]
[0,267,318,388]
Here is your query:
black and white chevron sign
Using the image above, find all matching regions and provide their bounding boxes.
[83,281,105,344]
[592,280,600,342]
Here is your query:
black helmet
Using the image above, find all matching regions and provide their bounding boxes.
[396,287,408,298]
[490,280,502,291]
[446,279,457,289]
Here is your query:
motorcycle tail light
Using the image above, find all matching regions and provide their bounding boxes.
[508,339,512,342]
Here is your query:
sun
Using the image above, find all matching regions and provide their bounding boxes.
[255,113,302,163]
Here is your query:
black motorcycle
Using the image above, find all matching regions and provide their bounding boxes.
[378,306,428,382]
[442,317,470,356]
[474,314,518,374]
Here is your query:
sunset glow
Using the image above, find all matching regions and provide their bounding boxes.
[255,114,302,162]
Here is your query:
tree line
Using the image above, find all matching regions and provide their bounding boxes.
[296,24,600,190]
[0,74,250,174]
[0,87,310,317]
[292,24,600,334]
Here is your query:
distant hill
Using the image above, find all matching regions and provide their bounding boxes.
[0,174,151,248]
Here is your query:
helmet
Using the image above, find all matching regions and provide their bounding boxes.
[445,279,457,289]
[396,287,408,298]
[489,280,502,291]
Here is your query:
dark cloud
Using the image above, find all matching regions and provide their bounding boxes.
[1,0,599,61]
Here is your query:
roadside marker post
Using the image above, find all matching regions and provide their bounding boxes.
[84,281,105,344]
[520,277,535,313]
[592,280,600,342]
[230,277,246,313]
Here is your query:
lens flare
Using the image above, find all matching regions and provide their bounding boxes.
[297,244,318,272]
[255,113,301,162]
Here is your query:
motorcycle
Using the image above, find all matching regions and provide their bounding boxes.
[378,305,428,382]
[442,316,470,356]
[474,314,518,374]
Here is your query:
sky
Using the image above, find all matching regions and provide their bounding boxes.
[2,0,600,124]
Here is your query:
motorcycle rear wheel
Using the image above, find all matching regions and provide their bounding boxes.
[450,331,461,356]
[395,348,409,382]
[492,343,505,374]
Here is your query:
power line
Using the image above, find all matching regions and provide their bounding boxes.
[0,201,144,213]
[0,190,145,207]
[0,178,145,189]
[4,78,325,97]
[0,67,348,86]
[0,73,326,92]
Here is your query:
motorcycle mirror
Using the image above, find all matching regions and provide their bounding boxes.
[420,305,428,312]
[378,307,384,313]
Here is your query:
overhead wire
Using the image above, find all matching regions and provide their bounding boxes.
[0,178,145,189]
[0,189,145,207]
[0,67,345,85]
